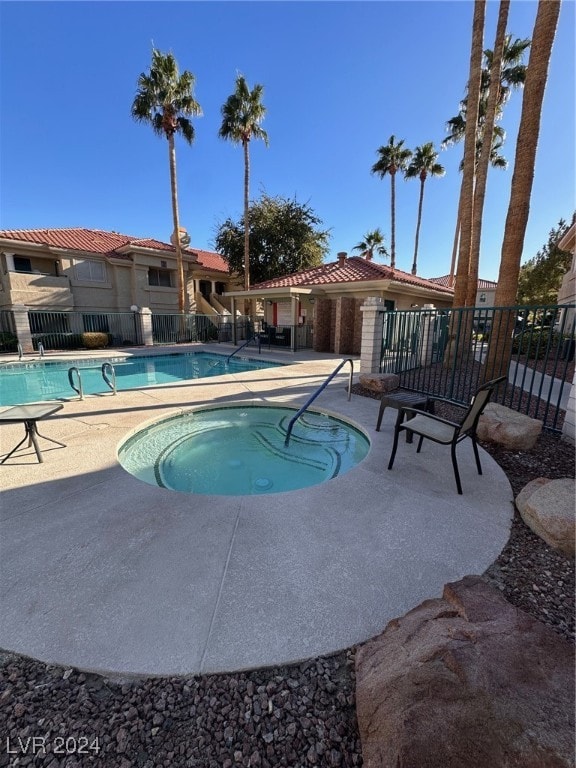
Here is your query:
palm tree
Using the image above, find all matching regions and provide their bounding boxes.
[485,0,561,379]
[352,228,389,261]
[219,74,268,294]
[404,143,445,275]
[444,32,530,287]
[371,136,412,270]
[452,0,487,311]
[131,48,202,314]
[466,0,510,307]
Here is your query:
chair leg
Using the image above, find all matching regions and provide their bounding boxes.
[471,437,482,475]
[451,442,463,495]
[387,425,401,470]
[416,435,425,453]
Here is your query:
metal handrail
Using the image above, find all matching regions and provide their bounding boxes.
[101,362,117,395]
[68,367,84,400]
[227,335,261,362]
[284,359,354,446]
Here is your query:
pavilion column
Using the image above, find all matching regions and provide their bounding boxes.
[359,297,386,373]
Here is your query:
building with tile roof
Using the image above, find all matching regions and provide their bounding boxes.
[0,227,238,316]
[224,251,455,354]
[428,274,498,306]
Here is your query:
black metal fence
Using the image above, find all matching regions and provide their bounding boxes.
[380,304,575,432]
[151,313,218,344]
[0,309,17,351]
[27,310,142,350]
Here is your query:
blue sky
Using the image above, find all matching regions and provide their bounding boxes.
[0,1,574,281]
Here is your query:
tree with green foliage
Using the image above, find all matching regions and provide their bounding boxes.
[352,229,389,261]
[516,218,573,305]
[404,143,445,275]
[371,136,412,271]
[214,193,330,285]
[131,48,202,313]
[219,75,269,292]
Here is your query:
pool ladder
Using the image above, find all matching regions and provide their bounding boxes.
[68,362,117,400]
[284,359,353,446]
[226,335,261,362]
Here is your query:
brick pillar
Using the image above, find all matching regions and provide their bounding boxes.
[334,297,355,355]
[139,307,154,346]
[360,297,386,373]
[11,304,34,353]
[313,298,332,352]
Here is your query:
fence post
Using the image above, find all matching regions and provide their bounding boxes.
[420,305,437,366]
[11,304,34,353]
[360,297,386,373]
[139,307,154,346]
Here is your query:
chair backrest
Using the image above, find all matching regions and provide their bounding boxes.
[460,376,507,435]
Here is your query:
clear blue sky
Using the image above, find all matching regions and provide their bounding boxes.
[0,1,574,281]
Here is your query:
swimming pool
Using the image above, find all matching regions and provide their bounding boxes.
[0,353,282,406]
[118,405,370,495]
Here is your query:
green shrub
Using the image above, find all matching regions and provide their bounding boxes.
[82,332,109,349]
[512,328,560,359]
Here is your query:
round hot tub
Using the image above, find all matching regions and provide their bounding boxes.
[118,405,370,495]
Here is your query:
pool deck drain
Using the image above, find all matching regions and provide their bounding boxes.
[0,344,513,676]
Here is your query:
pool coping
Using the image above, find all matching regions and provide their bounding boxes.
[0,344,514,677]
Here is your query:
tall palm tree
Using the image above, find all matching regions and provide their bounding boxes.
[352,228,389,261]
[219,74,268,294]
[371,136,412,270]
[444,32,530,287]
[404,143,445,275]
[466,0,510,307]
[485,0,561,380]
[131,48,202,313]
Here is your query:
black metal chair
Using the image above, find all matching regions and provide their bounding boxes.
[387,376,506,494]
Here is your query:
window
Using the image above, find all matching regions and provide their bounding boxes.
[14,256,32,273]
[148,268,173,287]
[75,259,106,282]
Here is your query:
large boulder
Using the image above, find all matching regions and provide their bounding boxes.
[477,402,542,449]
[355,576,575,768]
[516,477,576,556]
[358,373,399,394]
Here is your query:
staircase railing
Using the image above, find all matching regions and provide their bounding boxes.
[227,335,261,362]
[101,362,117,395]
[68,367,84,400]
[284,359,354,446]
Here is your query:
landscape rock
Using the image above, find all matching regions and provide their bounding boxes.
[358,373,399,394]
[516,477,575,556]
[355,575,575,768]
[478,402,542,449]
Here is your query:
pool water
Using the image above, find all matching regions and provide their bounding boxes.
[118,405,370,495]
[0,353,282,406]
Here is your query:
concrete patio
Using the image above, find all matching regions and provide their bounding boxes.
[0,344,513,677]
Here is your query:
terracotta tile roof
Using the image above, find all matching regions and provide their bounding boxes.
[191,248,229,274]
[0,228,227,270]
[429,274,497,289]
[253,257,454,294]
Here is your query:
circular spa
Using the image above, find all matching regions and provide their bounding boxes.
[118,405,370,495]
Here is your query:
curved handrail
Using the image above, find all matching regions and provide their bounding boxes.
[101,362,117,395]
[68,366,84,400]
[284,358,354,446]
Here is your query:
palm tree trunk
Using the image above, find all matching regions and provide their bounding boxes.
[444,0,486,368]
[411,176,425,275]
[243,139,251,317]
[453,0,486,310]
[466,0,510,308]
[484,0,560,380]
[168,133,185,314]
[390,170,396,271]
[448,191,463,287]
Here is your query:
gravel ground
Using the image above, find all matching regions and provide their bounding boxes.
[1,389,574,768]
